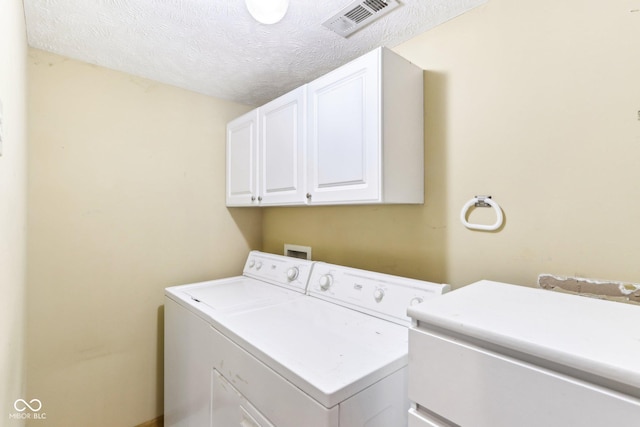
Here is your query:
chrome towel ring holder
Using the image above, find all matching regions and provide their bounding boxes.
[460,195,504,231]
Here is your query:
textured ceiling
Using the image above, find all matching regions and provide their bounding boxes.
[24,0,486,106]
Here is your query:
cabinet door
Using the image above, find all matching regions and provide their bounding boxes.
[226,110,258,206]
[307,50,380,204]
[259,87,306,205]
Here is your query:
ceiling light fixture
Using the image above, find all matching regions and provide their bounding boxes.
[245,0,289,25]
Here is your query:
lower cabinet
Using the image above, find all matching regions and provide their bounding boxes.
[408,327,640,427]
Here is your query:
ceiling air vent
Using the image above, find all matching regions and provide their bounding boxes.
[322,0,401,38]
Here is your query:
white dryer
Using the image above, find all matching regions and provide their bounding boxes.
[165,253,450,427]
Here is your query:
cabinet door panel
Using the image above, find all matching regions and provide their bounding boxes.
[226,111,258,206]
[316,77,365,186]
[260,87,306,205]
[308,51,380,204]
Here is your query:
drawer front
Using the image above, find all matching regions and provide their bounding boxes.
[408,408,454,427]
[409,328,640,427]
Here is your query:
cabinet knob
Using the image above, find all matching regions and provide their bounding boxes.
[306,193,312,200]
[251,196,256,202]
[258,196,263,202]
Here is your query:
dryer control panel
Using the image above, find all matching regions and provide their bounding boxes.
[308,262,450,325]
[243,251,314,294]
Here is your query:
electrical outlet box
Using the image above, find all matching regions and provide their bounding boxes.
[284,244,312,260]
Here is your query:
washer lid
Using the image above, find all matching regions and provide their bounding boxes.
[216,296,408,408]
[165,276,303,316]
[408,280,640,398]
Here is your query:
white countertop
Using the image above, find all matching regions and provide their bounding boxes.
[408,280,640,394]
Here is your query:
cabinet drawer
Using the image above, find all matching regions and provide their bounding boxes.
[409,328,640,427]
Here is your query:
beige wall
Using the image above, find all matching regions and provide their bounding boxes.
[0,0,28,425]
[27,49,260,426]
[264,0,640,288]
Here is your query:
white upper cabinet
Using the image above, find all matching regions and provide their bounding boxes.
[226,88,306,207]
[307,49,380,204]
[226,110,258,206]
[226,47,423,207]
[259,87,306,206]
[307,47,424,205]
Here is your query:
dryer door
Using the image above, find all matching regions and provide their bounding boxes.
[212,369,275,427]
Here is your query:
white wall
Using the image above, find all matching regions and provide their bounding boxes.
[0,0,28,425]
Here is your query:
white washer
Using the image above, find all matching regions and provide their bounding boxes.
[164,251,314,427]
[407,280,640,427]
[165,254,450,427]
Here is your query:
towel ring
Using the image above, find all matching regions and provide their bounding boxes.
[460,196,503,231]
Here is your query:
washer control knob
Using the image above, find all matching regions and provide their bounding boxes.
[319,274,333,291]
[255,261,263,270]
[374,288,385,303]
[410,297,424,306]
[248,260,255,268]
[286,267,299,281]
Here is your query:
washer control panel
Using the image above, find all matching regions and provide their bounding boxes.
[308,262,451,325]
[243,251,314,293]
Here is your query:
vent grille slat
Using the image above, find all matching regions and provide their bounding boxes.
[322,0,400,38]
[364,0,389,13]
[345,5,373,23]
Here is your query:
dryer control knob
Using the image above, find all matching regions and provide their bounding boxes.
[319,274,333,291]
[256,261,263,270]
[248,260,255,268]
[286,267,299,281]
[374,288,385,303]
